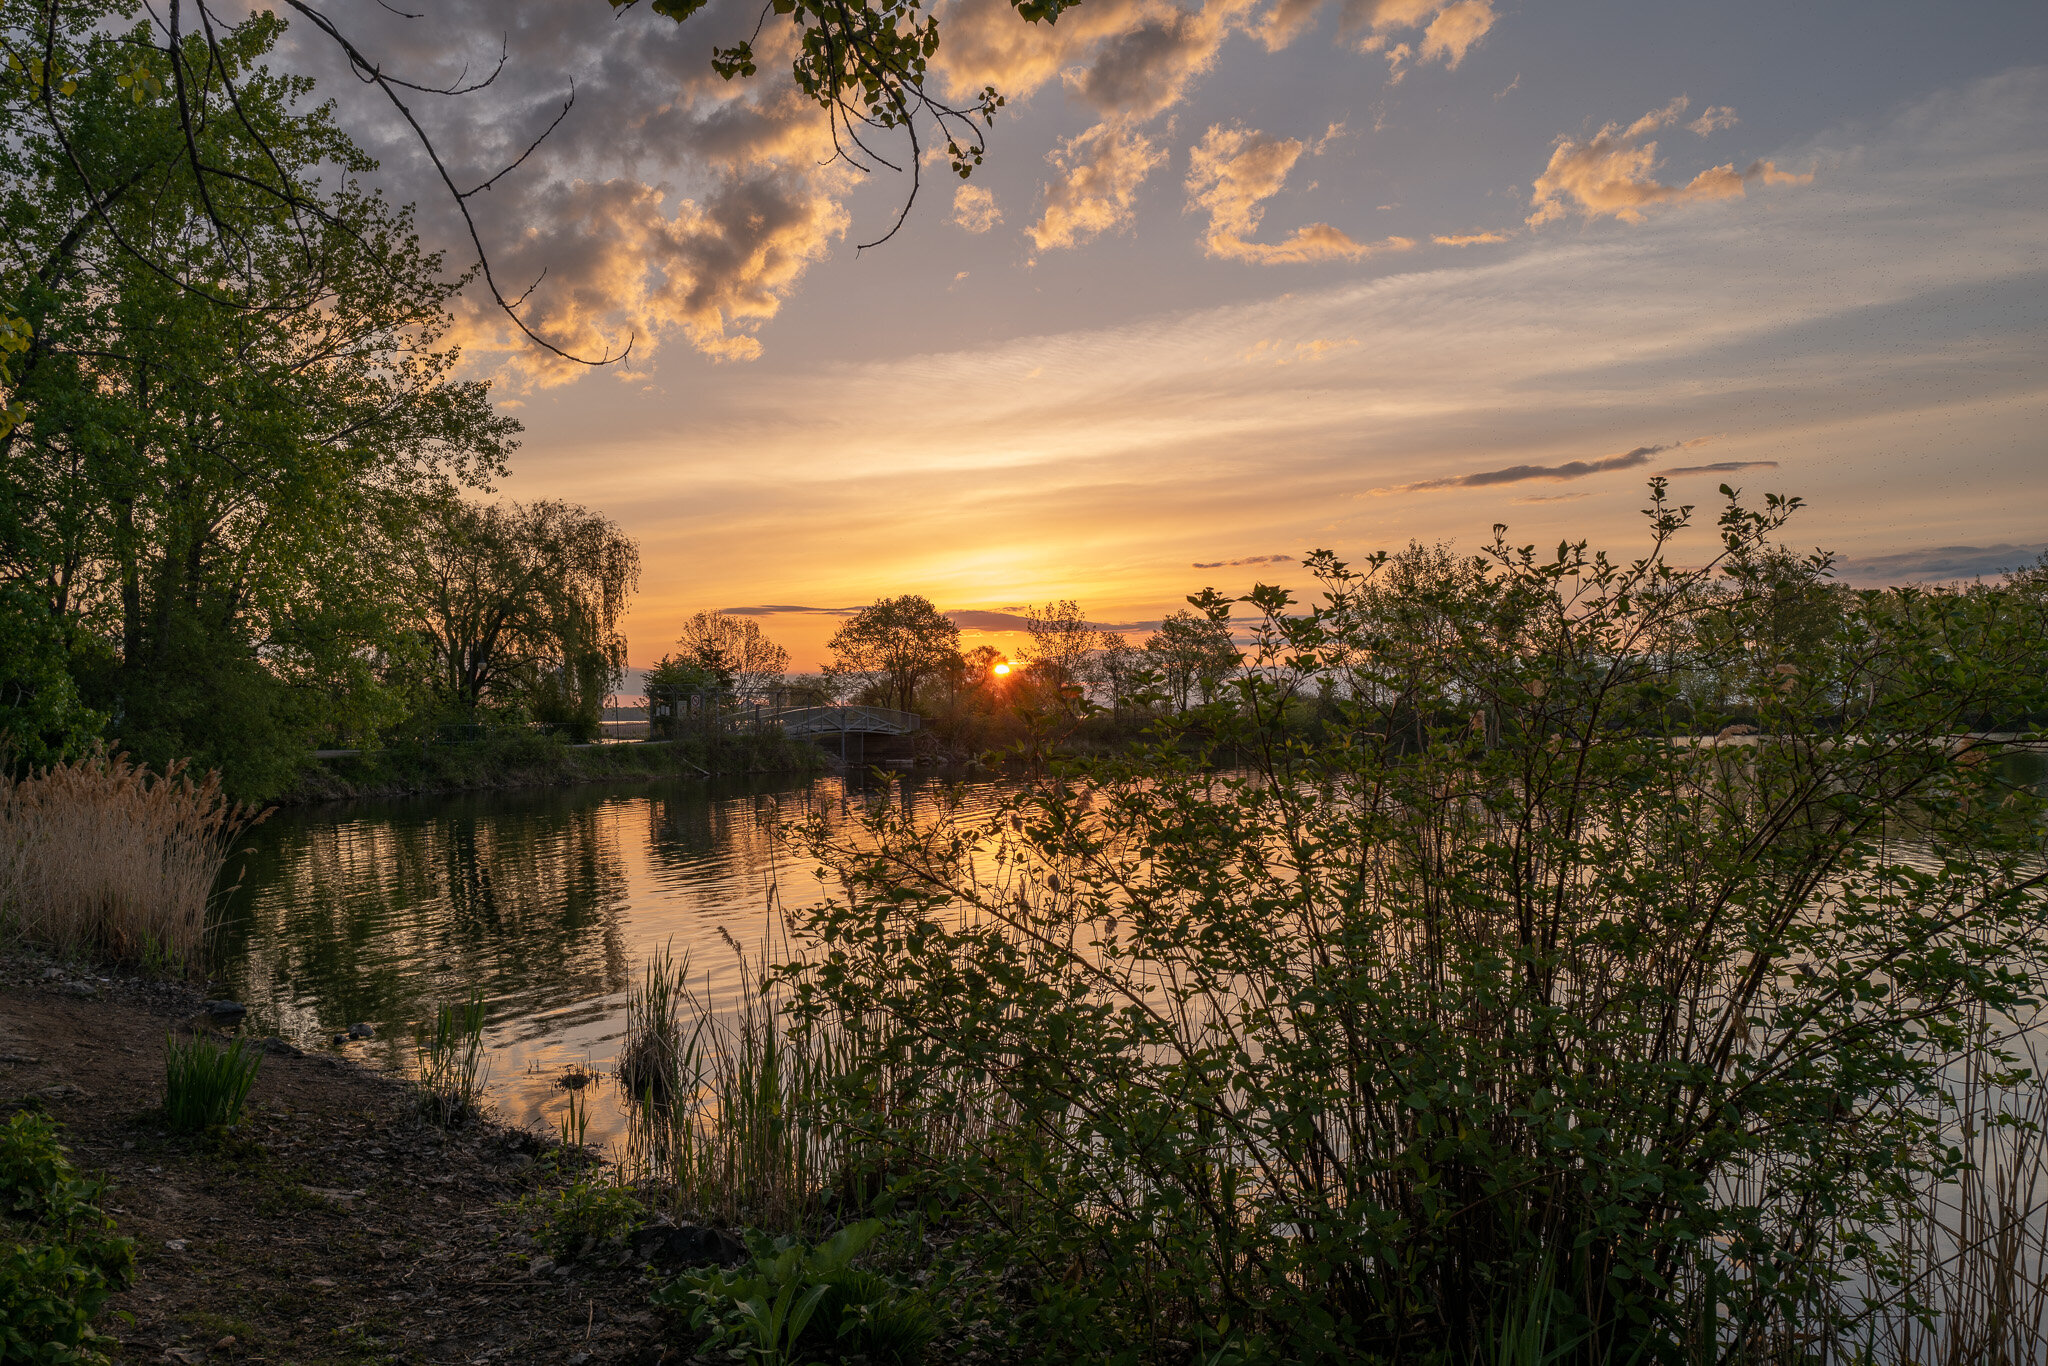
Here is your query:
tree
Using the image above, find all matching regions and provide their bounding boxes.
[0,6,517,794]
[670,612,790,704]
[1144,609,1241,711]
[403,499,640,737]
[1021,600,1098,708]
[1088,631,1149,717]
[827,595,959,714]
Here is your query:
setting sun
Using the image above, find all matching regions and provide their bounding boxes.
[992,661,1011,676]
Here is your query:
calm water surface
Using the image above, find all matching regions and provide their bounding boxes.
[215,750,2048,1146]
[215,771,1006,1145]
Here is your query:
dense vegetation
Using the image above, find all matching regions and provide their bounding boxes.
[0,4,641,800]
[608,488,2048,1364]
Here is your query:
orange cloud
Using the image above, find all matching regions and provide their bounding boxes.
[952,184,1003,234]
[1028,122,1168,251]
[1186,124,1411,263]
[1432,229,1513,245]
[1527,98,1813,226]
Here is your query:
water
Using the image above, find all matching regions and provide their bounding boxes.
[214,771,1007,1145]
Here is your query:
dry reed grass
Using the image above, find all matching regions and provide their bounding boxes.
[0,751,259,970]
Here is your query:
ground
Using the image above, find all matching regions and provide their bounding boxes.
[0,958,685,1366]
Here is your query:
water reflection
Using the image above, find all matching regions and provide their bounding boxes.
[214,771,1005,1144]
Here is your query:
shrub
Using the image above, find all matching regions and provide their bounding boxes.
[0,1112,135,1366]
[163,1033,263,1132]
[782,487,2048,1362]
[415,990,491,1127]
[512,1177,645,1261]
[0,750,258,970]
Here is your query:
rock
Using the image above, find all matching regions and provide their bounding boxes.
[261,1036,302,1056]
[527,1255,556,1278]
[65,980,95,997]
[347,1022,376,1040]
[165,1239,188,1252]
[644,1223,746,1266]
[203,999,248,1024]
[40,966,62,980]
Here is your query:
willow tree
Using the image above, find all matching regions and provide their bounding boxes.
[405,498,640,738]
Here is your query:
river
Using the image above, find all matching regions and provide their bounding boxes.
[213,770,1007,1147]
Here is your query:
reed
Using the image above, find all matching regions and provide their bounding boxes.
[163,1033,262,1132]
[414,990,491,1127]
[0,751,258,971]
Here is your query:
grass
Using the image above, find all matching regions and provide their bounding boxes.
[414,990,491,1127]
[0,750,257,970]
[163,1033,263,1133]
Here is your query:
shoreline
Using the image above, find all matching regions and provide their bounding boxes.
[276,728,831,807]
[0,951,699,1365]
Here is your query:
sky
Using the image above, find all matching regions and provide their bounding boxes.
[284,1,2048,670]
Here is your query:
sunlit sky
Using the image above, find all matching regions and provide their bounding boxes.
[291,2,2048,670]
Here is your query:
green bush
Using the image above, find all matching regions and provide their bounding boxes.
[784,488,2048,1362]
[0,1112,135,1365]
[654,1218,934,1365]
[513,1177,645,1261]
[163,1033,262,1132]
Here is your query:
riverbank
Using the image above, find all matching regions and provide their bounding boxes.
[281,728,829,805]
[0,954,697,1365]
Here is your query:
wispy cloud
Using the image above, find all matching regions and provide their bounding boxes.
[1193,553,1298,567]
[1659,459,1779,476]
[1836,544,2048,584]
[952,184,1003,234]
[1433,230,1514,246]
[1370,442,1695,495]
[1029,122,1167,251]
[719,604,858,616]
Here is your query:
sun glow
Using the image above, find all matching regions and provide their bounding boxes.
[992,661,1011,676]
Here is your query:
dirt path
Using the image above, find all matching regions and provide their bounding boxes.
[0,962,678,1366]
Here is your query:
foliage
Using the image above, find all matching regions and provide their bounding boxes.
[0,2,519,799]
[1143,607,1241,711]
[670,612,791,704]
[653,1218,935,1366]
[1020,599,1099,702]
[827,596,960,715]
[163,1032,263,1132]
[415,989,491,1128]
[782,484,2048,1362]
[402,496,640,740]
[0,1112,134,1366]
[0,750,256,969]
[0,584,99,773]
[513,1176,646,1262]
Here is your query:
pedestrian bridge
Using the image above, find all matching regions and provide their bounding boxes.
[767,705,923,737]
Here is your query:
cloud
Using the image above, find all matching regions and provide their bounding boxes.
[1186,124,1408,263]
[719,604,859,616]
[952,184,1003,233]
[1066,1,1247,121]
[1432,229,1513,245]
[1527,97,1813,227]
[1029,122,1168,251]
[948,609,1157,632]
[1835,544,2048,585]
[1419,0,1496,68]
[1509,493,1590,504]
[1659,459,1780,476]
[1257,0,1496,73]
[1688,105,1740,136]
[1371,442,1687,495]
[1244,337,1361,363]
[1193,553,1298,567]
[454,168,850,379]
